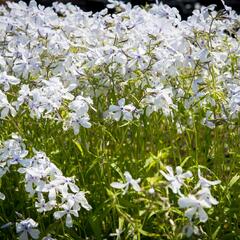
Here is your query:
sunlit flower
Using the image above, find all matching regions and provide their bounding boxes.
[111,171,141,194]
[106,98,136,121]
[53,203,79,228]
[160,166,192,194]
[16,218,40,240]
[195,169,221,189]
[178,194,211,222]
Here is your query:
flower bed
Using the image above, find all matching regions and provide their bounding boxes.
[0,0,239,239]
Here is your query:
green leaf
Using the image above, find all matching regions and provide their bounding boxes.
[73,139,84,156]
[111,163,124,179]
[180,156,192,167]
[212,226,221,239]
[228,174,240,188]
[138,228,160,237]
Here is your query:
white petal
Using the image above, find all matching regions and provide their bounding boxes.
[16,223,24,233]
[110,182,127,189]
[48,188,56,200]
[113,111,121,121]
[29,229,40,239]
[198,207,208,222]
[1,107,9,118]
[118,98,125,106]
[178,196,197,208]
[123,111,133,121]
[69,183,79,193]
[209,195,219,205]
[53,211,66,219]
[66,214,73,228]
[181,171,193,178]
[176,166,183,175]
[70,210,79,217]
[185,207,197,221]
[130,180,141,192]
[124,171,132,181]
[80,120,91,128]
[160,170,173,181]
[109,105,120,112]
[19,231,28,240]
[166,166,174,175]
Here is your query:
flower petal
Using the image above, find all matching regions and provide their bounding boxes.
[29,229,40,239]
[110,182,127,189]
[198,207,208,222]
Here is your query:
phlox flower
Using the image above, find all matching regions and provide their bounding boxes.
[63,192,92,211]
[160,166,192,194]
[195,169,221,189]
[9,150,29,167]
[50,176,79,197]
[66,112,91,135]
[0,135,24,163]
[142,85,175,117]
[16,218,40,240]
[106,98,136,121]
[178,194,211,223]
[111,171,141,194]
[53,203,79,228]
[35,194,55,213]
[178,170,220,223]
[0,72,20,92]
[196,187,219,206]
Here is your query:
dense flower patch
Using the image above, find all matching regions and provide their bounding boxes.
[0,0,239,239]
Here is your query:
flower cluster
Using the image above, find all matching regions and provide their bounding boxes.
[0,0,238,238]
[0,134,91,228]
[160,166,220,237]
[0,0,239,135]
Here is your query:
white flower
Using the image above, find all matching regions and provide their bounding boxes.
[63,192,92,211]
[111,171,141,194]
[9,150,29,167]
[53,203,79,228]
[68,96,93,115]
[106,98,136,121]
[66,112,91,135]
[178,194,211,222]
[195,169,221,189]
[128,47,148,70]
[196,187,219,206]
[35,195,54,213]
[142,85,175,117]
[160,166,192,194]
[0,72,20,92]
[16,218,40,240]
[50,176,79,196]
